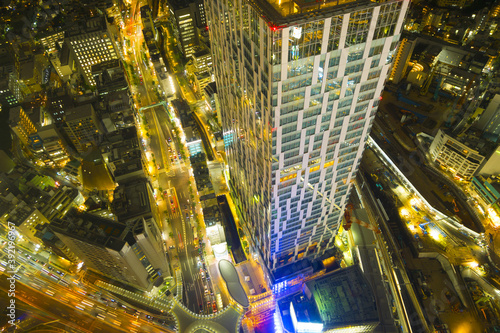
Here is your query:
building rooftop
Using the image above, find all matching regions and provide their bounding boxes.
[193,48,210,58]
[112,178,152,222]
[218,259,249,307]
[65,104,94,122]
[278,292,323,333]
[437,49,465,67]
[474,175,500,195]
[249,0,373,25]
[8,201,36,227]
[442,128,495,157]
[273,258,313,283]
[49,208,135,252]
[168,0,200,11]
[305,265,379,328]
[202,205,222,226]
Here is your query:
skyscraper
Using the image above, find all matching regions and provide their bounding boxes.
[206,0,409,282]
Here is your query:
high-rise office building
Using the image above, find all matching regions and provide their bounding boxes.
[167,0,207,57]
[207,0,409,282]
[49,209,169,291]
[62,17,118,86]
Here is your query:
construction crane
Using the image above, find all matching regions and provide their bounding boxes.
[420,61,439,96]
[343,204,381,234]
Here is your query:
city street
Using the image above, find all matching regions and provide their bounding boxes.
[117,1,222,315]
[0,271,169,333]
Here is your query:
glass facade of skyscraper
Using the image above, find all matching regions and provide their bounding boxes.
[206,0,409,281]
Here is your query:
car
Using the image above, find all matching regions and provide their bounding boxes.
[186,212,189,219]
[169,245,175,249]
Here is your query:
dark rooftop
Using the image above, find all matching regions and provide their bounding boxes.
[49,208,132,250]
[272,258,313,283]
[305,265,379,328]
[278,292,322,332]
[112,178,152,222]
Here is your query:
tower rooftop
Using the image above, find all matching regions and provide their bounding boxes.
[251,0,373,25]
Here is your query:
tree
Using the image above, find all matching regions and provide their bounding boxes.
[169,232,174,239]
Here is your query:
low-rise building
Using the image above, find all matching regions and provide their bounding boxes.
[29,124,69,167]
[191,49,211,75]
[112,178,158,224]
[101,128,146,183]
[167,0,206,57]
[280,265,379,333]
[61,159,82,185]
[471,175,500,206]
[9,106,37,145]
[39,187,82,221]
[62,104,102,153]
[429,129,486,180]
[2,199,49,245]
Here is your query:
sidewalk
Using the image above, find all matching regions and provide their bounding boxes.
[235,258,268,297]
[205,254,230,307]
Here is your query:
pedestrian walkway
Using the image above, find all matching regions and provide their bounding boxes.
[235,259,267,296]
[170,298,244,333]
[175,269,183,300]
[95,280,172,312]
